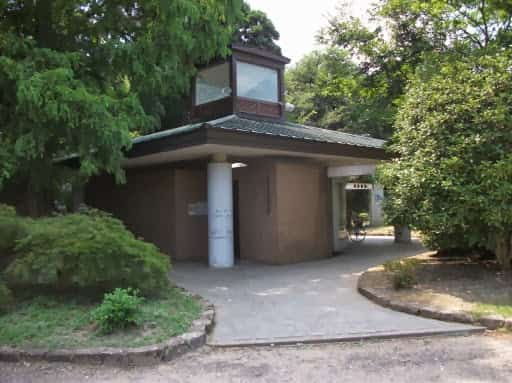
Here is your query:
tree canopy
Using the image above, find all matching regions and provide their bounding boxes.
[378,53,512,269]
[234,2,282,55]
[0,0,242,190]
[287,0,512,138]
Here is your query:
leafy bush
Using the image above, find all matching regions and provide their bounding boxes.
[0,204,17,217]
[0,283,13,312]
[378,53,512,269]
[91,288,144,334]
[0,204,29,271]
[383,258,418,289]
[0,216,28,253]
[4,208,170,296]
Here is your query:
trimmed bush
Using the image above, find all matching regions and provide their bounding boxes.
[0,217,28,253]
[0,283,13,312]
[0,204,17,218]
[92,288,144,334]
[4,209,170,296]
[383,258,418,289]
[0,204,27,252]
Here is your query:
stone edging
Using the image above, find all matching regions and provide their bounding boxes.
[358,273,512,331]
[0,292,214,366]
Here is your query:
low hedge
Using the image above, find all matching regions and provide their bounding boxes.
[1,205,170,297]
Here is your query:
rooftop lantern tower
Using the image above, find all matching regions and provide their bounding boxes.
[190,43,291,123]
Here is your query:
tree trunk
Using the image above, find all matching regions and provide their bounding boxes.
[394,225,411,244]
[495,232,512,271]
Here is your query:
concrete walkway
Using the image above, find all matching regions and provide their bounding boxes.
[171,237,481,346]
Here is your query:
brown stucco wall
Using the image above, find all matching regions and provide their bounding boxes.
[173,169,208,262]
[274,160,332,264]
[86,167,176,255]
[86,157,332,265]
[234,158,331,264]
[86,166,208,262]
[234,159,279,263]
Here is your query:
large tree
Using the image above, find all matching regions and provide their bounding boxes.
[287,0,512,138]
[286,48,391,138]
[378,53,512,270]
[0,0,242,191]
[234,2,281,54]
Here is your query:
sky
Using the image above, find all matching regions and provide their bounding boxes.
[246,0,375,64]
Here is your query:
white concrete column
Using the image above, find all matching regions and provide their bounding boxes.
[331,178,349,252]
[207,155,234,268]
[370,183,385,226]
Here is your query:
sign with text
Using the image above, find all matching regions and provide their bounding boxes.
[188,201,208,216]
[345,183,373,190]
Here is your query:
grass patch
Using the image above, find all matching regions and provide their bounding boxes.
[0,287,201,350]
[473,303,512,319]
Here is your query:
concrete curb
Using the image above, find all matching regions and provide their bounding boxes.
[358,273,511,331]
[0,293,215,366]
[210,328,484,348]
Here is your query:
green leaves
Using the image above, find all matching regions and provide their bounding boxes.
[286,48,393,138]
[92,288,144,334]
[0,0,243,190]
[3,207,171,296]
[378,53,512,264]
[234,3,281,54]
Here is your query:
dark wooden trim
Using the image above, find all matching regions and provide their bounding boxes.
[125,159,209,172]
[231,43,291,64]
[190,96,233,123]
[232,51,286,71]
[235,97,282,119]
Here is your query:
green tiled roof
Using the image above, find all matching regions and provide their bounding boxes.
[209,115,386,149]
[133,114,386,149]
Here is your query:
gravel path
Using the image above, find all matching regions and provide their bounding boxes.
[2,334,511,383]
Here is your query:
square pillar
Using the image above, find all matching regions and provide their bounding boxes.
[370,182,385,227]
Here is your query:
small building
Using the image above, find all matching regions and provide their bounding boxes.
[86,44,388,268]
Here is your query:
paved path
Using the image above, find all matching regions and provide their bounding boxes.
[171,237,480,345]
[3,334,512,382]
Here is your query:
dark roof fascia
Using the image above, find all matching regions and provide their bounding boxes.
[126,125,208,158]
[231,43,291,64]
[126,120,389,161]
[203,125,390,160]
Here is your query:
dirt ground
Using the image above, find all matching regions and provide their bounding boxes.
[1,333,512,383]
[360,252,512,318]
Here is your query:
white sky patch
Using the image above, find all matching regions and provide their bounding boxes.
[246,0,376,63]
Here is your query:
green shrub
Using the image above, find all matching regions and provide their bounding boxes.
[383,258,418,289]
[0,216,28,253]
[4,209,170,296]
[377,54,512,270]
[0,283,13,312]
[0,204,29,271]
[0,204,17,218]
[91,288,144,334]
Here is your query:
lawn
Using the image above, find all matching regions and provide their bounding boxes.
[0,287,201,350]
[474,303,512,319]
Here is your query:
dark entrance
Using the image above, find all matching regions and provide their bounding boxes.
[346,189,371,226]
[233,180,240,259]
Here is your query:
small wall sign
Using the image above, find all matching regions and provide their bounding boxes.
[345,183,373,190]
[188,201,208,216]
